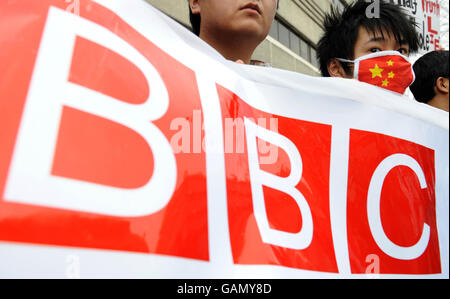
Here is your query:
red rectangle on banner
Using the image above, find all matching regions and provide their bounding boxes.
[217,84,338,272]
[347,129,441,274]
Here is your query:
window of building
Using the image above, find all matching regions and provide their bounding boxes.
[278,21,290,49]
[299,38,309,61]
[269,19,279,39]
[289,31,300,56]
[310,48,319,68]
[269,18,319,68]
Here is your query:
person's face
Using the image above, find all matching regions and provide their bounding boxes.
[190,0,277,40]
[330,27,411,79]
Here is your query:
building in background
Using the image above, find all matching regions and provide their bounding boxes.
[145,0,350,76]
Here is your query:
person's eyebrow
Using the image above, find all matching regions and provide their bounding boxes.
[364,36,386,44]
[365,36,409,47]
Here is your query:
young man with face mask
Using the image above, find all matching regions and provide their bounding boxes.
[317,0,420,95]
[188,0,278,64]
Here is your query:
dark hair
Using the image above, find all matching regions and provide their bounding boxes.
[189,0,279,36]
[189,4,201,36]
[317,0,419,77]
[409,50,449,103]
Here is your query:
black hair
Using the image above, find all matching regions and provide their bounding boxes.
[189,3,201,36]
[409,50,449,103]
[189,0,279,36]
[317,0,419,77]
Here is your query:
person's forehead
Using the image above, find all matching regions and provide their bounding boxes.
[357,26,405,45]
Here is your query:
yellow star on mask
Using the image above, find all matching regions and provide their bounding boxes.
[388,71,395,78]
[370,64,384,78]
[387,60,394,66]
[382,79,389,87]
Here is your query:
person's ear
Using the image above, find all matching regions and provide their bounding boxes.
[328,59,350,78]
[436,77,449,94]
[189,0,201,15]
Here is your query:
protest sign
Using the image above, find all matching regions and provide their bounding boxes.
[389,0,442,52]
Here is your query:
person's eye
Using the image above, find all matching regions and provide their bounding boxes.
[397,48,409,55]
[370,47,382,53]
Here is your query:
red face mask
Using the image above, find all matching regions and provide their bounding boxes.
[337,51,416,95]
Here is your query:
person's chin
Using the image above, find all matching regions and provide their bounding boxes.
[231,21,265,38]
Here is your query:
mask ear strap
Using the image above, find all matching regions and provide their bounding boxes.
[335,58,358,79]
[336,58,354,63]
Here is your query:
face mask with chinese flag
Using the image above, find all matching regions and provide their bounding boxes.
[337,51,415,95]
